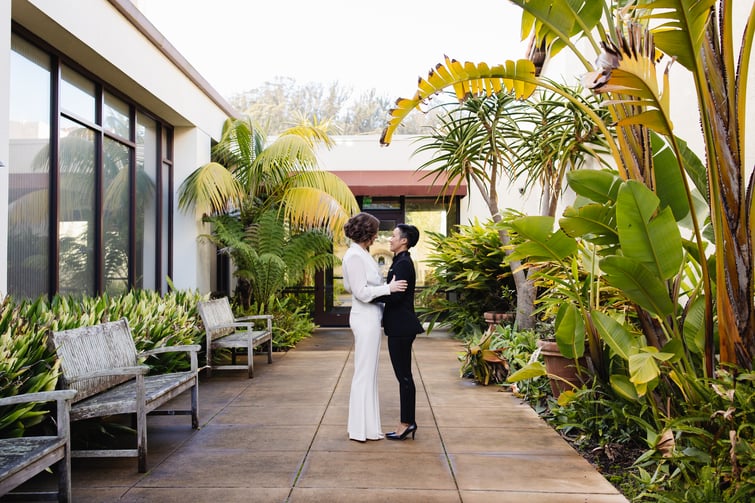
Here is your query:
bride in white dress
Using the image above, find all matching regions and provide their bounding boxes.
[342,213,406,442]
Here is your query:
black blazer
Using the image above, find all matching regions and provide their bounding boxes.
[374,251,424,337]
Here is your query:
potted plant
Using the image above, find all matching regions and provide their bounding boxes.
[458,328,508,386]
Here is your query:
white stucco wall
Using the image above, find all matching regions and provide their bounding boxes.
[171,127,214,293]
[317,134,547,225]
[0,1,10,295]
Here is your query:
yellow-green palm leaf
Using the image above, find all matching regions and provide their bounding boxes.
[177,161,245,216]
[381,57,538,146]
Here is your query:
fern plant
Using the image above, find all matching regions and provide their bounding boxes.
[206,208,334,310]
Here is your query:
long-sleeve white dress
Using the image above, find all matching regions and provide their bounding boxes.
[342,242,391,441]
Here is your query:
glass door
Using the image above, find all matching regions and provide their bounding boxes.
[313,208,401,326]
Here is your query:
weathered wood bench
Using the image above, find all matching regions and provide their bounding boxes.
[49,318,200,473]
[197,297,273,378]
[0,389,77,502]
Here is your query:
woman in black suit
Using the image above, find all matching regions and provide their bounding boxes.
[374,224,424,440]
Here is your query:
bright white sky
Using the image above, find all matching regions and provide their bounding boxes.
[136,0,528,100]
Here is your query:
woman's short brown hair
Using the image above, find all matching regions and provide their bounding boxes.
[344,212,379,244]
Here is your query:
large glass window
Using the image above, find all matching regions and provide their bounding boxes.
[8,37,51,298]
[58,117,95,295]
[136,114,158,290]
[405,198,452,287]
[103,138,131,294]
[8,33,173,299]
[330,197,457,311]
[61,65,96,123]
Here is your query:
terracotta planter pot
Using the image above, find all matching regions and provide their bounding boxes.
[536,339,587,398]
[483,311,514,332]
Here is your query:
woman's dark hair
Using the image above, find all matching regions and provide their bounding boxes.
[344,212,379,243]
[397,224,420,248]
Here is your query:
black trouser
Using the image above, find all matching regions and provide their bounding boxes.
[388,335,416,425]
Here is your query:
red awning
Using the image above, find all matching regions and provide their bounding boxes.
[332,170,467,197]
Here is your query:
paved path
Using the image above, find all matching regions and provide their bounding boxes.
[20,328,628,502]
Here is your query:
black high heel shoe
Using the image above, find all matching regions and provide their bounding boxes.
[386,423,417,440]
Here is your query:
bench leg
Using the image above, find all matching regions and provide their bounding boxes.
[191,376,199,429]
[267,338,273,364]
[136,376,148,473]
[58,449,72,502]
[247,344,254,378]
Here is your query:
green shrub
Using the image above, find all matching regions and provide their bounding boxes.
[242,293,316,351]
[418,220,516,338]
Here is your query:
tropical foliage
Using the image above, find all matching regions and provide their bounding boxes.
[178,115,359,307]
[381,0,753,371]
[381,0,755,498]
[203,209,334,310]
[417,220,515,336]
[411,79,610,329]
[178,114,358,238]
[0,288,203,437]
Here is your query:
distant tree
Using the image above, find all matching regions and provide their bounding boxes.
[228,77,440,135]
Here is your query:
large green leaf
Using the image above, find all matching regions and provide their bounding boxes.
[507,361,548,382]
[591,310,639,362]
[628,347,675,385]
[600,256,676,317]
[566,169,622,203]
[616,181,683,279]
[554,302,585,359]
[513,0,602,62]
[682,295,706,355]
[649,0,717,72]
[559,203,618,247]
[507,216,578,263]
[651,132,690,221]
[610,374,640,401]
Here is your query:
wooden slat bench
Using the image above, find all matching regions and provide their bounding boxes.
[197,297,273,378]
[49,318,200,473]
[0,389,77,502]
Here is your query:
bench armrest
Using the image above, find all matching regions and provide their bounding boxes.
[139,344,201,372]
[68,365,149,381]
[235,314,273,321]
[0,390,77,438]
[0,389,77,407]
[139,344,201,357]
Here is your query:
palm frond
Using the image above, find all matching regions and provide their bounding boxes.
[282,114,337,149]
[177,162,244,215]
[381,56,538,146]
[282,187,352,240]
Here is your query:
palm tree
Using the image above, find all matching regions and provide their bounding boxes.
[178,114,359,308]
[410,83,610,329]
[178,114,359,238]
[380,1,753,371]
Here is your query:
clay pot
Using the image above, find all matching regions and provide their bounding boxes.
[483,311,514,331]
[536,339,587,398]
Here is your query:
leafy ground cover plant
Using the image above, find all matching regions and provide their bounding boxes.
[242,294,316,351]
[0,296,60,437]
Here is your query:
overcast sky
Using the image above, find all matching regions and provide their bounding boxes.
[136,0,528,100]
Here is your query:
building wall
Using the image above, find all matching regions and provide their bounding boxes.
[318,134,546,226]
[0,1,10,293]
[2,0,235,297]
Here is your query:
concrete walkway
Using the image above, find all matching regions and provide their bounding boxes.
[18,328,628,502]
